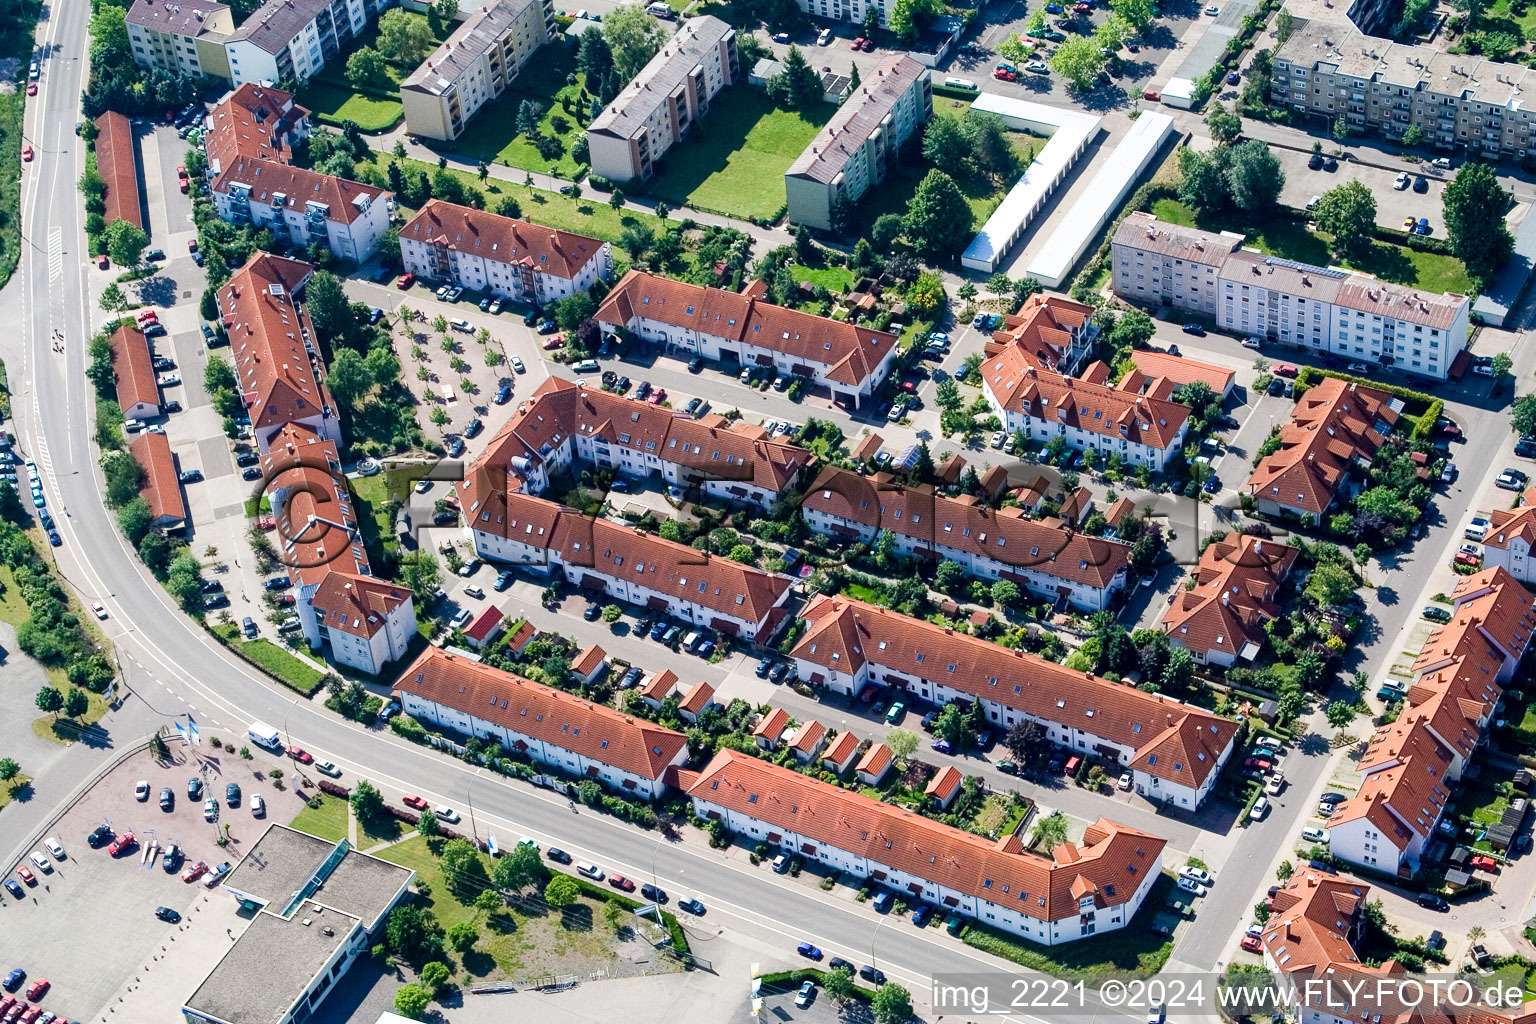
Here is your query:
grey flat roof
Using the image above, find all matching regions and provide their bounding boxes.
[185,901,360,1024]
[1472,206,1536,325]
[587,15,732,141]
[223,824,413,927]
[1173,0,1257,83]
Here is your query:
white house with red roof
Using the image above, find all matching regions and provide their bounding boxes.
[393,647,689,799]
[461,488,792,643]
[1481,486,1536,586]
[681,749,1165,944]
[1161,534,1299,667]
[791,595,1238,809]
[1327,567,1535,873]
[462,377,812,511]
[801,467,1130,613]
[398,200,613,307]
[594,270,899,409]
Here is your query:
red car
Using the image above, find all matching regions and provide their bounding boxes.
[1243,757,1272,772]
[1273,364,1299,378]
[97,254,109,269]
[23,981,46,1003]
[608,874,635,892]
[25,83,36,96]
[14,866,34,886]
[647,389,665,404]
[177,165,187,179]
[1073,2,1091,9]
[993,68,1015,81]
[851,36,865,49]
[396,274,414,289]
[542,335,564,350]
[1472,855,1498,872]
[276,594,295,606]
[1454,551,1481,567]
[136,309,159,324]
[179,178,190,194]
[18,1006,40,1024]
[287,746,313,764]
[21,145,32,163]
[181,860,208,883]
[108,831,136,857]
[402,794,429,810]
[443,493,460,509]
[1241,935,1263,953]
[1143,89,1161,101]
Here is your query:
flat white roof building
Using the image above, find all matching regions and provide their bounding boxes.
[960,94,1101,273]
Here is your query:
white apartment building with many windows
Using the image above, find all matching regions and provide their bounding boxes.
[399,0,554,142]
[126,0,235,79]
[1112,213,1470,379]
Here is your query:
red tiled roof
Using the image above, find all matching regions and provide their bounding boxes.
[856,742,893,777]
[791,720,827,755]
[753,707,790,742]
[506,619,536,653]
[467,490,791,624]
[1262,871,1377,977]
[1161,535,1298,661]
[688,750,1165,923]
[572,644,607,676]
[926,764,963,800]
[95,112,143,232]
[399,200,607,280]
[211,155,390,226]
[639,669,678,701]
[110,325,159,415]
[596,270,897,390]
[204,83,309,173]
[1249,378,1400,516]
[988,294,1095,374]
[821,730,860,767]
[678,680,715,714]
[312,574,410,639]
[793,595,1236,789]
[852,433,884,461]
[802,468,1130,591]
[464,605,505,642]
[266,460,369,588]
[983,351,1191,452]
[218,254,331,432]
[1128,349,1236,396]
[129,431,186,527]
[393,647,687,780]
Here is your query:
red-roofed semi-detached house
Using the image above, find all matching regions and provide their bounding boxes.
[686,749,1165,945]
[677,680,715,723]
[399,200,613,307]
[791,595,1238,809]
[595,270,899,409]
[393,647,689,799]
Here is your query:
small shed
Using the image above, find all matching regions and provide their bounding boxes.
[855,742,894,785]
[749,58,785,87]
[821,731,861,774]
[463,607,505,650]
[926,765,963,809]
[1515,769,1535,793]
[571,643,608,685]
[753,707,791,749]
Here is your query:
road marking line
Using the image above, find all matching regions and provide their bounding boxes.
[47,227,62,282]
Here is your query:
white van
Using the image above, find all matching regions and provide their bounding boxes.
[646,2,673,15]
[944,77,978,91]
[247,721,281,749]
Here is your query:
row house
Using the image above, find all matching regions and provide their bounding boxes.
[681,748,1166,945]
[393,647,689,799]
[203,84,311,180]
[1480,485,1536,585]
[800,467,1130,613]
[399,200,613,307]
[463,376,812,510]
[460,488,793,643]
[790,595,1239,810]
[594,270,899,409]
[1326,567,1535,873]
[1247,377,1400,525]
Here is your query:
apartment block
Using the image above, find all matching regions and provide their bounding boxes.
[789,595,1238,809]
[1482,486,1536,584]
[224,0,387,85]
[211,156,390,262]
[685,749,1167,944]
[398,199,612,306]
[785,54,931,230]
[203,83,311,179]
[1112,214,1471,380]
[126,0,235,80]
[400,0,554,142]
[1272,14,1536,162]
[801,467,1131,613]
[594,270,898,407]
[587,16,738,183]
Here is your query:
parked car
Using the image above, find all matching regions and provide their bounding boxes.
[796,942,823,961]
[1417,893,1449,911]
[577,862,605,880]
[1249,796,1269,820]
[546,847,572,864]
[1301,826,1328,844]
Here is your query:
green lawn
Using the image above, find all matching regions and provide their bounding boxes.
[239,638,325,694]
[646,87,833,221]
[290,792,350,842]
[298,81,403,132]
[1149,199,1474,295]
[445,48,590,178]
[789,263,856,291]
[1481,0,1536,40]
[350,471,400,562]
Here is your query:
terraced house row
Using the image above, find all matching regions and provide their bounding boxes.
[1325,566,1535,873]
[790,595,1240,810]
[390,647,1171,945]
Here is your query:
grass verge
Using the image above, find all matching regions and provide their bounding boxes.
[0,775,31,811]
[289,791,351,842]
[30,687,109,745]
[0,0,42,291]
[211,623,326,695]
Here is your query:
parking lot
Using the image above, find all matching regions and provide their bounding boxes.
[0,746,308,1021]
[1272,147,1448,235]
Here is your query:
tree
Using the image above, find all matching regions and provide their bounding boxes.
[991,579,1021,607]
[1492,352,1513,381]
[392,984,432,1020]
[1110,0,1156,31]
[1006,719,1044,762]
[934,705,968,745]
[551,292,597,332]
[886,727,919,760]
[935,379,962,410]
[103,219,149,267]
[1110,309,1155,347]
[871,213,904,251]
[889,0,942,39]
[1512,394,1536,437]
[903,170,971,256]
[578,28,616,84]
[66,688,93,720]
[419,961,451,994]
[0,758,18,782]
[824,965,855,1004]
[305,271,355,349]
[326,348,373,409]
[1176,148,1227,212]
[921,116,970,177]
[1325,701,1356,728]
[544,873,580,907]
[102,449,145,507]
[346,47,390,89]
[1162,647,1196,692]
[417,807,440,836]
[603,3,666,82]
[906,270,946,315]
[387,905,444,964]
[1305,562,1357,608]
[1049,34,1107,90]
[99,282,128,314]
[377,8,436,64]
[1030,810,1069,849]
[1401,123,1424,146]
[1094,12,1134,52]
[872,983,914,1023]
[440,838,489,899]
[351,779,388,829]
[447,921,478,953]
[1444,162,1514,281]
[118,497,153,545]
[1224,140,1284,214]
[1206,103,1242,146]
[36,686,64,718]
[1314,181,1377,260]
[492,841,544,893]
[516,98,543,138]
[608,188,626,210]
[767,45,823,110]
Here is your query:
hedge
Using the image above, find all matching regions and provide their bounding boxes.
[755,968,878,1002]
[932,82,982,101]
[1293,367,1442,440]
